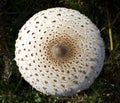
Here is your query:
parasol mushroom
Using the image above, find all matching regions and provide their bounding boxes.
[15,7,105,96]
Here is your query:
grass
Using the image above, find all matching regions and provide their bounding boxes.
[0,0,120,103]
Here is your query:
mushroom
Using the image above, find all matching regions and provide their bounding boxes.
[15,7,105,96]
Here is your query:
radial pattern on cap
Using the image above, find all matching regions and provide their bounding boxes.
[15,7,105,96]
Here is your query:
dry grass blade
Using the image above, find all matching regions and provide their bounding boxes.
[107,8,113,51]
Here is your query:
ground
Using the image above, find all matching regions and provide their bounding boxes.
[0,0,120,103]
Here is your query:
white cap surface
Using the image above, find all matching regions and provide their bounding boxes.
[15,7,105,96]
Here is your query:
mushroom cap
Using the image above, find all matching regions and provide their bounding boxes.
[15,7,105,96]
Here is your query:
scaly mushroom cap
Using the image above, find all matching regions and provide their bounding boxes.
[15,7,105,96]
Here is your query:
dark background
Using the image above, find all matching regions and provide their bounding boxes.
[0,0,120,103]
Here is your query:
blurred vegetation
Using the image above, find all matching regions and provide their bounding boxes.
[0,0,120,103]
